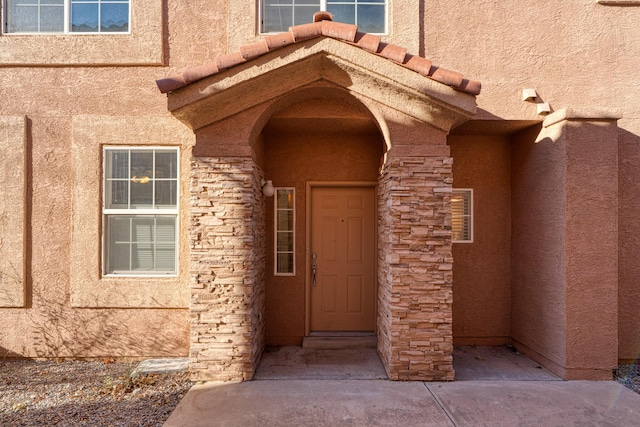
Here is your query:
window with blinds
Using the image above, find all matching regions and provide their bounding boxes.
[452,189,472,243]
[102,147,179,275]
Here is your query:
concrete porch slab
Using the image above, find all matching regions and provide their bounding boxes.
[453,346,560,381]
[254,346,387,380]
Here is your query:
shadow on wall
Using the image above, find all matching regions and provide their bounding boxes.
[25,279,187,359]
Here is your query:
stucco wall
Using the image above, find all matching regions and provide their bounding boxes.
[619,128,640,363]
[0,0,229,358]
[1,0,640,365]
[422,0,640,365]
[449,134,511,345]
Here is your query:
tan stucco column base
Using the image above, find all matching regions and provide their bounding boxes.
[512,108,621,380]
[377,153,455,381]
[189,157,266,382]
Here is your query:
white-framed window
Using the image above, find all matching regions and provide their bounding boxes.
[260,0,387,34]
[452,189,473,243]
[275,187,295,275]
[102,147,179,276]
[3,0,130,34]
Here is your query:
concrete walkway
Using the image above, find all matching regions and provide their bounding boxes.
[163,347,640,426]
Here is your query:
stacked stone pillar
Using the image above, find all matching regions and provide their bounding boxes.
[188,157,266,382]
[377,155,455,381]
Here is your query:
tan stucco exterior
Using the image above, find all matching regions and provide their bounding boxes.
[1,0,639,379]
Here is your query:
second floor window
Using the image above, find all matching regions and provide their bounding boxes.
[260,0,387,34]
[3,0,129,34]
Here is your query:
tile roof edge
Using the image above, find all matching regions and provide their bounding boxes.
[156,23,481,96]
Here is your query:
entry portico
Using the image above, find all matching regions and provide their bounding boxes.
[158,18,479,381]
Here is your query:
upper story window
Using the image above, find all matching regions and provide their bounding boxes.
[3,0,129,34]
[103,147,179,276]
[260,0,387,34]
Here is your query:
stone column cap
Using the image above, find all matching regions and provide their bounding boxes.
[543,107,623,128]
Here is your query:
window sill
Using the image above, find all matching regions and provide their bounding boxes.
[597,0,640,4]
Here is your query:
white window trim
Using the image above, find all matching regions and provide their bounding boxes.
[452,188,473,244]
[258,0,388,35]
[102,145,180,277]
[274,187,295,276]
[2,0,131,35]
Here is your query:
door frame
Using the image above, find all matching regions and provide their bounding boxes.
[304,181,379,336]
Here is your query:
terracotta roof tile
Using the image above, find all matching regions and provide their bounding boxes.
[215,51,246,71]
[183,63,219,84]
[156,13,481,96]
[264,32,296,50]
[290,22,324,42]
[377,42,407,64]
[430,67,464,88]
[403,54,433,76]
[352,32,381,53]
[240,40,270,61]
[156,74,188,93]
[320,20,358,42]
[457,79,482,96]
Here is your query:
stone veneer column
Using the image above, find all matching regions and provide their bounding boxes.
[189,157,266,382]
[377,156,454,381]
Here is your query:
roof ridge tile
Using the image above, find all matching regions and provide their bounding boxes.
[320,20,358,42]
[290,22,323,42]
[403,54,433,77]
[215,51,246,71]
[430,66,464,88]
[240,40,270,61]
[183,62,219,84]
[155,20,481,96]
[264,32,296,50]
[377,42,407,64]
[352,32,381,53]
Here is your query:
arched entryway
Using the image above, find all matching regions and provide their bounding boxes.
[159,33,478,381]
[257,89,385,346]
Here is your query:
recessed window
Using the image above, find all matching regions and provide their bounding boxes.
[103,147,179,276]
[452,189,473,243]
[260,0,387,34]
[3,0,129,33]
[275,187,295,275]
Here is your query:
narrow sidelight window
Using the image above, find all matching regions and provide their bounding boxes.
[452,189,473,243]
[275,187,295,275]
[102,147,179,275]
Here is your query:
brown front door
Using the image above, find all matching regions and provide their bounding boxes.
[310,186,375,331]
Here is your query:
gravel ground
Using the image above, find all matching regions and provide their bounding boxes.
[0,359,193,427]
[1,359,638,427]
[615,363,640,395]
